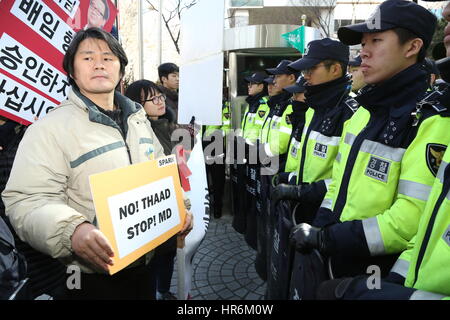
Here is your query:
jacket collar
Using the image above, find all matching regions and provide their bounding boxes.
[70,88,143,134]
[245,91,266,111]
[305,75,352,112]
[356,63,429,117]
[267,91,292,110]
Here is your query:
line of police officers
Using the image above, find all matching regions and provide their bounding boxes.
[205,0,450,300]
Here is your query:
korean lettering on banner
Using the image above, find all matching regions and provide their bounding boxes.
[0,73,57,123]
[0,33,70,102]
[53,0,80,19]
[10,0,75,54]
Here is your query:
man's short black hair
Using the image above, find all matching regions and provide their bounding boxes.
[392,27,426,62]
[62,27,128,90]
[158,63,179,82]
[322,59,348,78]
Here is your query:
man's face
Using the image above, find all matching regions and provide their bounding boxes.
[88,0,107,28]
[302,62,337,86]
[274,74,295,90]
[348,66,365,92]
[247,82,263,96]
[73,38,121,97]
[443,2,450,56]
[162,72,179,90]
[360,30,413,84]
[292,92,305,102]
[268,83,281,96]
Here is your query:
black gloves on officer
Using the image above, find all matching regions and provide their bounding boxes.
[272,183,303,204]
[290,223,329,254]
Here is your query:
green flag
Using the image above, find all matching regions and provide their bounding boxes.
[282,26,305,53]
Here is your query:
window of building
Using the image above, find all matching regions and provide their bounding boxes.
[230,0,263,7]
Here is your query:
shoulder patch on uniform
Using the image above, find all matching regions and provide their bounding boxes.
[344,97,359,113]
[426,143,446,177]
[258,110,266,118]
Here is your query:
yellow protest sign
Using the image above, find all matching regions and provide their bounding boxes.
[89,155,185,275]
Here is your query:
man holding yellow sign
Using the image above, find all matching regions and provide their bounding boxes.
[2,28,193,300]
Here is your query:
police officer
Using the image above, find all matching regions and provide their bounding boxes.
[232,72,269,233]
[265,77,310,299]
[271,38,357,224]
[247,60,298,279]
[315,0,450,300]
[291,0,450,286]
[268,39,358,300]
[238,75,280,249]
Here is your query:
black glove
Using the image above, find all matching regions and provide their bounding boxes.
[271,172,291,187]
[272,183,302,203]
[316,278,356,300]
[290,223,326,253]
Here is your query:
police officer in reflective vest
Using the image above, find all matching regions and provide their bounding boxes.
[316,0,450,300]
[291,0,450,286]
[246,60,298,279]
[230,72,269,233]
[271,38,358,224]
[268,39,359,299]
[265,77,310,299]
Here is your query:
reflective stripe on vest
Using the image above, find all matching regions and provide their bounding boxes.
[321,198,332,210]
[324,179,332,190]
[410,290,446,300]
[390,258,410,278]
[362,216,386,256]
[309,130,341,146]
[360,140,406,162]
[336,152,341,163]
[398,180,432,201]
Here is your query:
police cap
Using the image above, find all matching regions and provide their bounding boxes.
[288,38,349,71]
[263,76,275,84]
[284,76,306,94]
[338,0,437,51]
[266,60,297,75]
[244,71,268,83]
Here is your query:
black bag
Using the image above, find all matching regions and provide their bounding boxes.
[0,217,28,300]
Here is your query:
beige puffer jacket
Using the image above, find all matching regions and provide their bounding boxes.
[2,89,166,273]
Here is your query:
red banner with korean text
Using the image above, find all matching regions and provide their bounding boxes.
[0,0,117,125]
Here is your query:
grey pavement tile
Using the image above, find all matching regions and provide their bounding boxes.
[211,284,226,292]
[217,288,235,300]
[245,292,263,300]
[225,280,242,292]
